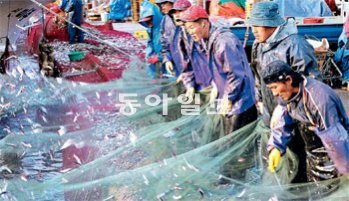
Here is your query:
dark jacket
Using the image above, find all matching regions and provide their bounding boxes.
[181,38,212,91]
[268,77,349,174]
[65,0,83,24]
[208,26,256,115]
[160,16,188,76]
[251,19,319,119]
[139,1,163,61]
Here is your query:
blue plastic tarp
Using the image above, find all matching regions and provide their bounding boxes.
[273,0,333,17]
[109,0,131,20]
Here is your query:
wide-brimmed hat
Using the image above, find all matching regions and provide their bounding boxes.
[246,1,285,27]
[178,5,208,22]
[169,0,191,14]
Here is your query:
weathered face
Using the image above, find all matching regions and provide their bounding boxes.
[266,78,294,101]
[184,21,207,42]
[172,10,184,26]
[251,26,276,43]
[160,2,173,15]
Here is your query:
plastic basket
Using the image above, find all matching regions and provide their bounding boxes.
[68,51,86,62]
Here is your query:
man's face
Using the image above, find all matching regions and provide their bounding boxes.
[184,21,207,42]
[251,26,276,43]
[160,2,173,14]
[172,10,184,26]
[266,78,294,101]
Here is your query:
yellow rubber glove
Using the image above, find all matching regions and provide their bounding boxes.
[268,148,281,173]
[165,61,175,75]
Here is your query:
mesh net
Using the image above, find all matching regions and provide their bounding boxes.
[0,1,348,200]
[0,61,348,200]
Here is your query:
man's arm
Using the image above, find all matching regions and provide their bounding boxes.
[160,16,173,64]
[250,42,263,102]
[65,0,75,13]
[216,34,246,102]
[267,105,295,155]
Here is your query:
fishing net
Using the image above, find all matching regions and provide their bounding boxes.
[0,60,348,201]
[0,1,348,201]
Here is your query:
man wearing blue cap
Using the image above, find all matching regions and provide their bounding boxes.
[246,1,319,122]
[247,2,319,183]
[263,60,349,182]
[139,1,163,78]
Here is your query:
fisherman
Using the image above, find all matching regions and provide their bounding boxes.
[170,0,212,99]
[247,1,320,183]
[138,1,163,78]
[179,6,257,135]
[178,6,257,182]
[156,0,177,76]
[264,60,349,181]
[248,1,319,122]
[65,0,84,44]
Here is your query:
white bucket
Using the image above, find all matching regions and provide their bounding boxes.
[101,12,108,23]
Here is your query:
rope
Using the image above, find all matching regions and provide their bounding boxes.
[6,0,11,37]
[29,0,131,57]
[243,0,253,48]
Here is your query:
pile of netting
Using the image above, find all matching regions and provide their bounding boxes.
[0,55,348,200]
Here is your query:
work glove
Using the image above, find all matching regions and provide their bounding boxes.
[147,55,160,64]
[256,101,264,115]
[165,61,175,75]
[209,85,218,105]
[268,148,281,173]
[219,98,232,116]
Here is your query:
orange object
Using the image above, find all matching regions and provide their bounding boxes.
[209,0,245,19]
[303,18,324,24]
